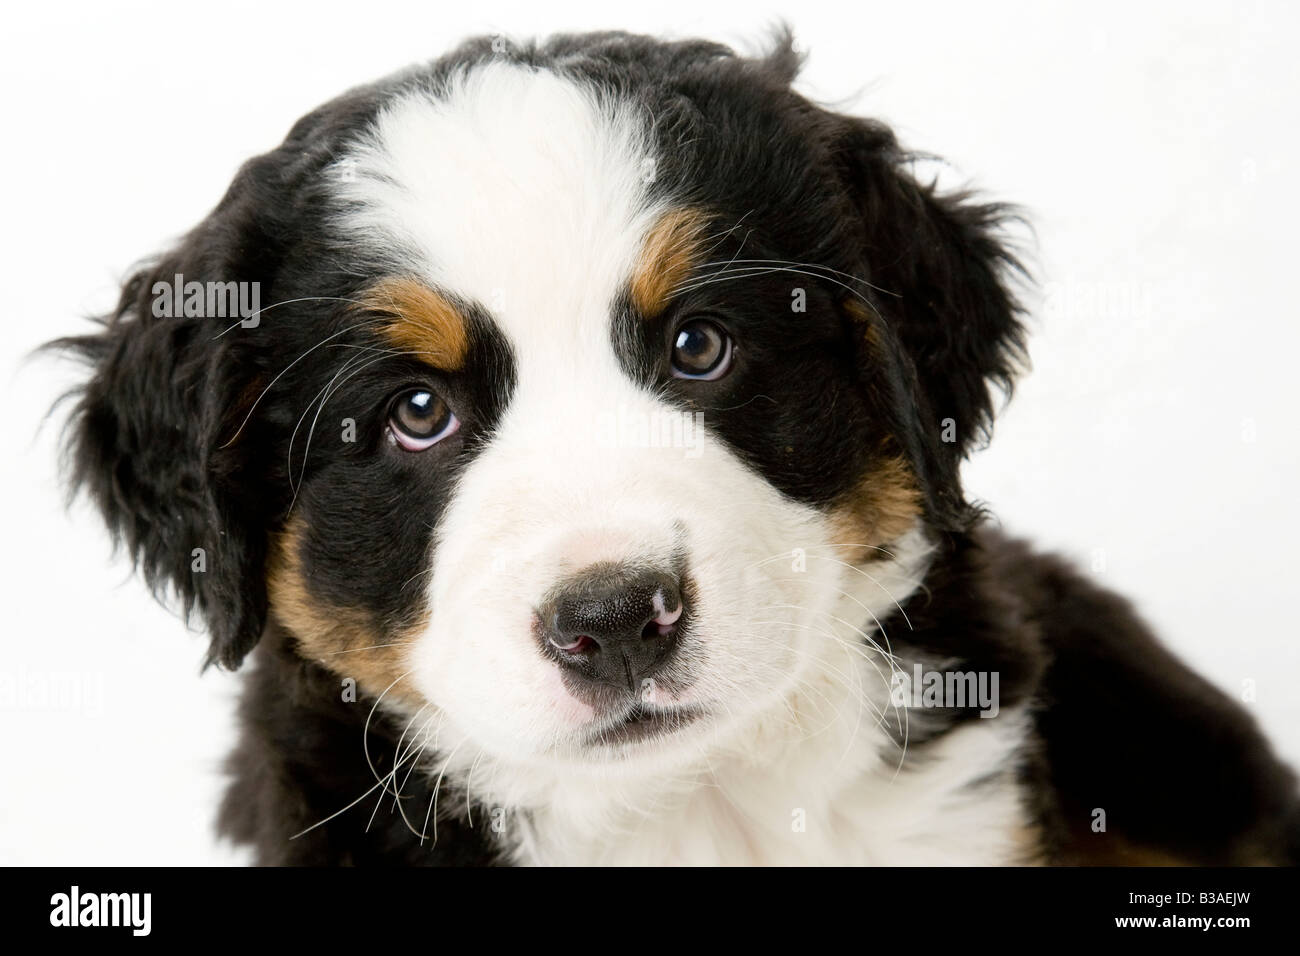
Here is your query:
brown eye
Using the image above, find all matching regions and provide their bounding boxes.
[671,318,733,380]
[388,388,458,451]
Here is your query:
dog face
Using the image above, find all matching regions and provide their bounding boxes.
[58,33,1023,786]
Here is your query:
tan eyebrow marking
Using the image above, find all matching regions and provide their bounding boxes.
[358,276,470,370]
[629,208,711,318]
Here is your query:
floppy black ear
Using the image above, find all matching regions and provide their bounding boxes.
[54,253,268,669]
[49,147,305,668]
[50,87,390,667]
[832,117,1028,526]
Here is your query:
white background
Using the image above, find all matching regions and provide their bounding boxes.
[2,0,1297,865]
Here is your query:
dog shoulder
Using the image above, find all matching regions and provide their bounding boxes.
[972,529,1300,865]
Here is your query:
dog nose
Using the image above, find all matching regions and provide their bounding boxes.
[540,565,685,689]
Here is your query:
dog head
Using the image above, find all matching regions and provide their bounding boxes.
[57,32,1024,789]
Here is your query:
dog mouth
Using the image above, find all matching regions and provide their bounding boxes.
[585,704,704,747]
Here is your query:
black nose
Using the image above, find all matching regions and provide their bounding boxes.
[540,565,685,690]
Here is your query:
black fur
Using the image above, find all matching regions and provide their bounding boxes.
[218,625,498,865]
[52,29,1299,865]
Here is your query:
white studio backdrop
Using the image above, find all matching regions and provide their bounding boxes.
[2,0,1296,864]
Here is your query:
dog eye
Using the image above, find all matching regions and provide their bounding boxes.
[671,318,733,380]
[388,388,459,451]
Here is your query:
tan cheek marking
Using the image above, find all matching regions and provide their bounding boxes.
[630,208,710,318]
[267,518,427,706]
[828,456,922,563]
[359,276,470,370]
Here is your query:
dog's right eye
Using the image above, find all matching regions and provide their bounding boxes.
[388,388,459,451]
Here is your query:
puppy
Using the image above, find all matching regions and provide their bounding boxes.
[54,30,1299,865]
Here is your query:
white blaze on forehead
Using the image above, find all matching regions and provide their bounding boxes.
[337,61,661,351]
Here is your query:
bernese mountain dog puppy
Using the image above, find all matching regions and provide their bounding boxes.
[54,30,1299,866]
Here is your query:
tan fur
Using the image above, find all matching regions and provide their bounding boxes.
[630,208,710,317]
[829,456,923,563]
[359,276,470,369]
[267,517,426,705]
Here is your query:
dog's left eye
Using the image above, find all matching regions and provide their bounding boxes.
[671,317,733,380]
[388,388,459,451]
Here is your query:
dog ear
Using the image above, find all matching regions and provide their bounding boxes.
[51,155,295,669]
[50,88,389,667]
[831,117,1028,527]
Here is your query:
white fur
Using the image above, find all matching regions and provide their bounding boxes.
[336,62,1032,865]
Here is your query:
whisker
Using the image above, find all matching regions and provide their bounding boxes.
[463,747,487,829]
[670,262,891,318]
[288,766,406,841]
[389,713,442,837]
[210,295,367,341]
[290,697,423,841]
[391,704,434,806]
[748,621,893,727]
[685,258,900,297]
[319,641,416,658]
[361,670,415,797]
[425,738,469,848]
[697,209,755,256]
[285,345,387,505]
[220,315,391,448]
